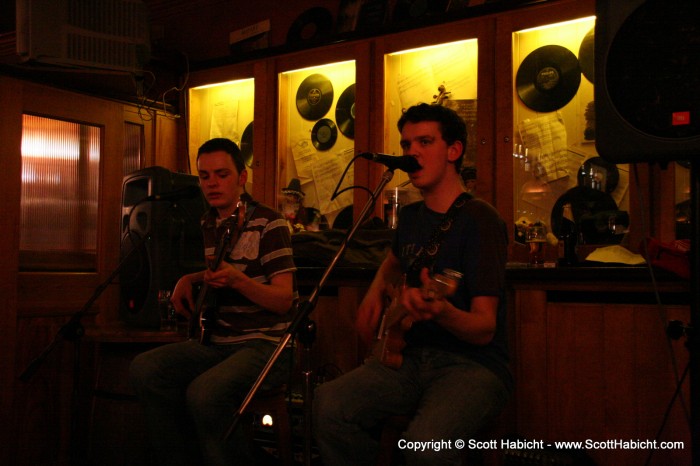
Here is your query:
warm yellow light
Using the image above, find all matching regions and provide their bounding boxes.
[191,78,254,90]
[517,16,596,34]
[282,60,355,76]
[388,39,477,57]
[520,179,551,202]
[262,414,274,427]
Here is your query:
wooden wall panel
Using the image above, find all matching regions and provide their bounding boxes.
[514,290,548,439]
[0,76,23,466]
[514,291,691,466]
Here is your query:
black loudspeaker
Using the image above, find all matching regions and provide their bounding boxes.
[595,0,700,163]
[119,166,207,328]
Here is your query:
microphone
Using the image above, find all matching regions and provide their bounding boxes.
[359,152,421,173]
[144,185,201,202]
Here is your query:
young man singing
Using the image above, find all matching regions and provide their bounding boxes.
[313,104,512,465]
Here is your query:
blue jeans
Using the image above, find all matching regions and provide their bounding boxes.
[129,339,292,466]
[313,347,510,466]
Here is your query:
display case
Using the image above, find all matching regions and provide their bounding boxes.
[277,60,357,230]
[382,39,480,208]
[274,42,372,231]
[509,14,633,261]
[188,76,255,192]
[375,17,494,224]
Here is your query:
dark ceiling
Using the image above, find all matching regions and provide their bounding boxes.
[0,0,343,107]
[0,0,526,107]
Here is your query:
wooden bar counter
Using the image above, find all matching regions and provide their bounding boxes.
[504,263,690,466]
[81,263,690,466]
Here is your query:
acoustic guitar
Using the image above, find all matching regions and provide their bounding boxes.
[372,269,462,369]
[188,201,245,344]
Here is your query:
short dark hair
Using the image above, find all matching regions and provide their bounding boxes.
[397,103,467,172]
[197,138,245,173]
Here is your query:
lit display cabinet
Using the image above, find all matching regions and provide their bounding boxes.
[383,39,480,205]
[376,17,493,225]
[510,15,631,255]
[188,77,255,192]
[277,60,357,230]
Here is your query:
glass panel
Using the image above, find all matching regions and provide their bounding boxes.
[512,17,630,259]
[278,61,356,231]
[123,121,143,175]
[384,39,479,224]
[188,79,255,193]
[675,162,691,239]
[20,114,101,270]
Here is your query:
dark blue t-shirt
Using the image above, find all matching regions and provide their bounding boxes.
[392,197,512,389]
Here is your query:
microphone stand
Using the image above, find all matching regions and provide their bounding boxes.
[224,168,396,465]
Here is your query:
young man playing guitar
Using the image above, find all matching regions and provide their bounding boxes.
[314,104,512,465]
[130,138,297,466]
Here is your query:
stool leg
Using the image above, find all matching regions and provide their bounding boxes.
[273,401,293,466]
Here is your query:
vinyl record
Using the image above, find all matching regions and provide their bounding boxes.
[240,122,253,167]
[286,7,334,45]
[335,83,355,139]
[578,27,595,84]
[516,45,581,112]
[311,118,338,151]
[296,74,334,121]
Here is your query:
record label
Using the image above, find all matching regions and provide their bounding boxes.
[336,83,356,139]
[516,45,581,112]
[296,74,334,121]
[311,118,338,151]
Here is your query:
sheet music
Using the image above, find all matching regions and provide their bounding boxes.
[210,100,239,140]
[311,148,354,215]
[291,134,316,183]
[397,68,436,110]
[518,112,569,182]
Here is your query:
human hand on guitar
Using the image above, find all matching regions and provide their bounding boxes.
[171,272,203,319]
[204,260,248,290]
[399,268,460,324]
[370,268,462,369]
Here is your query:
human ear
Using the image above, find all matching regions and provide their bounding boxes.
[447,141,463,163]
[238,169,248,187]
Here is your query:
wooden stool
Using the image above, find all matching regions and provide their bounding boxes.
[246,386,294,466]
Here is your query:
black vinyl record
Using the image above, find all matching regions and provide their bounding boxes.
[335,83,355,139]
[286,7,334,45]
[516,45,581,112]
[311,118,338,151]
[240,122,253,167]
[578,27,595,84]
[296,74,334,121]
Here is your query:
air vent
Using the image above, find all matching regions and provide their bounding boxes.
[17,0,150,72]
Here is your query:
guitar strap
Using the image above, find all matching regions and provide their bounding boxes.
[407,192,472,276]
